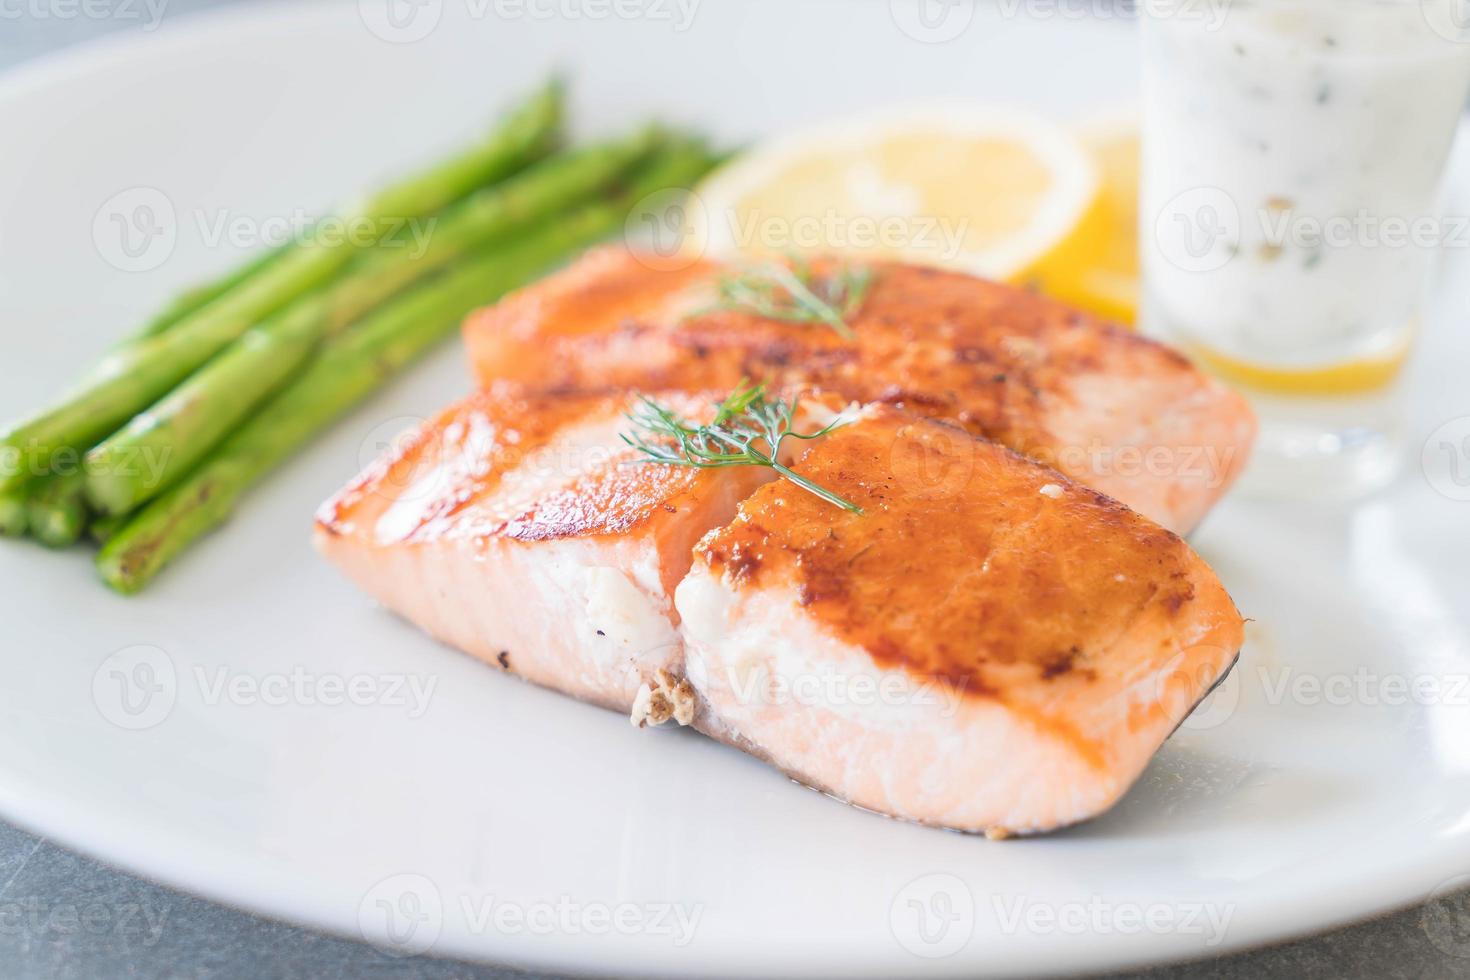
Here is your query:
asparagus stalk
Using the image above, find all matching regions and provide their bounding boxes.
[89,511,127,546]
[0,81,564,491]
[27,471,89,548]
[0,489,27,537]
[96,141,717,594]
[129,246,287,342]
[83,127,662,517]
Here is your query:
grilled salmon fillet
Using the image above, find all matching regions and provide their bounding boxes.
[464,248,1256,534]
[314,389,775,712]
[676,405,1244,835]
[317,382,1243,834]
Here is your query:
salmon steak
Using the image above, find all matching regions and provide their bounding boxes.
[676,405,1244,835]
[316,382,1244,834]
[463,248,1256,534]
[314,388,774,712]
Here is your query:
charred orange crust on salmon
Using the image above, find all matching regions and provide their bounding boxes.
[675,406,1243,833]
[464,248,1257,534]
[317,389,753,546]
[690,406,1243,709]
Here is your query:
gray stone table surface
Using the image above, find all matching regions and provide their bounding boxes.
[2,2,1469,978]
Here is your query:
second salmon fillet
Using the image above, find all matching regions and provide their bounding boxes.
[463,248,1257,535]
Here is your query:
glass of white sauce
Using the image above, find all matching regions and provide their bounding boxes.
[1140,0,1470,497]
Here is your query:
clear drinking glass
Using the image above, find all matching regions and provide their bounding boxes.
[1139,0,1470,497]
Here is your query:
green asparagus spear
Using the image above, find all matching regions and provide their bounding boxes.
[129,246,288,342]
[83,127,661,517]
[28,471,89,548]
[0,488,28,537]
[0,81,563,491]
[89,511,127,546]
[96,142,717,594]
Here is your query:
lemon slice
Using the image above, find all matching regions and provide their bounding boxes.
[692,106,1098,282]
[1182,336,1412,397]
[1022,112,1140,325]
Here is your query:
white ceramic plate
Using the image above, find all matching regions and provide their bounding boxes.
[3,2,1470,976]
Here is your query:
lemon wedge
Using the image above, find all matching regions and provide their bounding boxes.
[1021,112,1140,325]
[692,106,1098,282]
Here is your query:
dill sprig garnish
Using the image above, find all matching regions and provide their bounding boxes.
[708,259,873,340]
[621,383,864,514]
